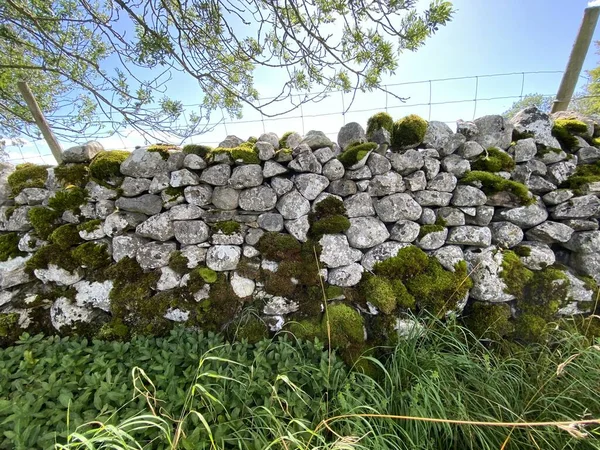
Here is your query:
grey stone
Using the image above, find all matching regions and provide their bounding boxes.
[79,223,106,241]
[291,143,311,157]
[121,177,151,197]
[166,152,185,172]
[243,245,260,258]
[2,206,30,232]
[257,132,280,150]
[404,170,427,192]
[338,122,366,150]
[73,279,113,312]
[258,213,284,231]
[543,189,574,206]
[511,138,537,162]
[457,119,478,139]
[436,207,465,226]
[431,246,464,272]
[254,142,275,162]
[524,159,548,176]
[62,141,103,163]
[388,149,424,175]
[168,204,203,221]
[35,265,82,286]
[344,193,375,217]
[563,230,600,253]
[312,193,343,210]
[465,247,514,302]
[86,181,117,201]
[327,179,357,197]
[301,130,333,150]
[230,272,255,298]
[527,221,574,244]
[356,180,369,192]
[345,165,372,180]
[211,230,244,245]
[275,149,293,163]
[0,256,30,289]
[294,174,329,200]
[552,195,600,219]
[412,190,453,207]
[388,220,419,242]
[111,234,147,261]
[18,232,45,252]
[184,185,213,206]
[423,121,453,151]
[416,228,448,250]
[276,190,311,219]
[441,133,467,157]
[148,172,170,194]
[466,205,495,226]
[512,165,532,184]
[262,296,299,315]
[495,197,548,227]
[61,210,80,224]
[473,115,514,149]
[576,146,600,164]
[489,221,524,248]
[281,132,302,150]
[103,211,147,237]
[370,127,391,146]
[562,270,595,305]
[135,212,174,241]
[375,193,422,222]
[322,159,345,181]
[538,149,568,164]
[446,226,491,247]
[551,111,595,138]
[179,245,207,268]
[199,164,231,186]
[418,208,436,225]
[563,219,599,231]
[173,220,209,245]
[245,228,264,246]
[121,148,167,178]
[284,215,310,242]
[163,308,190,322]
[457,141,485,159]
[313,147,335,164]
[572,252,600,283]
[441,155,470,177]
[361,241,408,271]
[423,157,441,180]
[289,151,322,173]
[206,245,241,271]
[367,152,391,175]
[271,177,294,196]
[547,161,577,186]
[452,185,487,206]
[367,172,405,196]
[50,297,94,330]
[14,188,48,205]
[261,160,286,179]
[519,241,556,270]
[229,165,263,189]
[345,217,390,248]
[238,186,277,211]
[328,263,364,287]
[183,153,207,170]
[218,135,244,148]
[169,169,200,188]
[136,241,176,270]
[116,194,162,216]
[511,107,561,149]
[161,189,185,209]
[319,234,363,268]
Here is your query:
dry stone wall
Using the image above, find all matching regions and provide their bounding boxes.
[0,106,599,349]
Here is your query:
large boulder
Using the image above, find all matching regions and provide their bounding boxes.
[510,107,561,149]
[473,115,513,149]
[120,148,167,178]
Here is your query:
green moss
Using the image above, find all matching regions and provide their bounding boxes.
[562,161,600,193]
[213,221,240,235]
[471,147,515,172]
[168,251,189,275]
[0,313,21,344]
[461,171,534,205]
[287,318,324,342]
[0,233,26,261]
[323,303,364,348]
[514,313,549,343]
[521,267,569,319]
[308,215,350,239]
[366,112,394,139]
[313,196,346,217]
[182,144,213,157]
[513,245,531,257]
[390,280,416,310]
[256,232,302,261]
[500,250,534,298]
[97,318,129,340]
[7,163,49,196]
[4,206,16,220]
[147,144,177,160]
[418,224,445,240]
[361,276,396,314]
[200,273,242,329]
[53,163,89,188]
[89,150,129,185]
[233,316,269,343]
[163,186,184,198]
[391,114,427,150]
[71,242,111,270]
[77,219,102,233]
[463,302,513,339]
[25,244,80,273]
[325,285,344,300]
[337,142,378,168]
[49,224,82,248]
[279,131,294,149]
[552,119,588,150]
[210,142,260,164]
[198,267,217,284]
[48,187,88,214]
[373,246,429,281]
[592,137,600,147]
[27,207,61,240]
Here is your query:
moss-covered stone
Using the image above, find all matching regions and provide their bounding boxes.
[471,147,515,172]
[168,251,189,275]
[308,215,351,239]
[521,267,569,319]
[53,163,89,188]
[373,245,429,281]
[366,112,394,139]
[27,207,61,240]
[89,150,129,186]
[418,224,445,239]
[47,187,88,214]
[25,244,80,274]
[562,161,600,194]
[96,318,129,340]
[182,144,213,157]
[461,171,534,205]
[390,280,416,310]
[7,163,48,196]
[0,313,21,345]
[513,313,549,343]
[287,317,324,342]
[209,142,260,164]
[0,233,26,261]
[552,119,588,151]
[391,114,427,150]
[500,250,534,298]
[337,142,377,168]
[256,232,302,261]
[513,245,531,257]
[71,242,111,270]
[197,267,217,284]
[146,144,177,160]
[279,131,294,149]
[49,224,82,248]
[361,276,396,314]
[77,219,102,234]
[325,285,344,300]
[213,221,240,235]
[463,302,513,340]
[323,303,364,348]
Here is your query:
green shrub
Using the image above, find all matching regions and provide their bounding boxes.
[391,114,427,150]
[366,111,394,139]
[182,144,213,157]
[53,163,89,188]
[89,150,130,185]
[337,142,377,167]
[461,171,534,205]
[471,147,515,172]
[0,233,25,261]
[7,163,48,196]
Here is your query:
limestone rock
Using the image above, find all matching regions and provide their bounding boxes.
[50,297,94,330]
[367,172,405,196]
[206,245,241,271]
[328,263,364,287]
[121,177,151,197]
[563,230,600,253]
[170,169,200,187]
[322,159,345,180]
[0,256,30,289]
[73,279,113,312]
[239,186,278,211]
[199,164,231,186]
[218,135,244,148]
[34,264,83,286]
[344,193,375,217]
[288,151,322,173]
[494,197,548,228]
[301,130,333,150]
[345,217,390,248]
[294,174,329,200]
[231,272,255,298]
[489,221,523,248]
[552,195,600,219]
[427,173,457,192]
[576,146,600,164]
[518,241,555,270]
[511,138,537,163]
[361,241,407,270]
[229,165,263,189]
[441,155,470,177]
[473,115,513,149]
[121,148,167,178]
[319,234,363,268]
[116,194,162,216]
[412,190,453,207]
[452,185,487,206]
[258,213,284,232]
[457,141,485,159]
[284,215,310,242]
[431,245,464,272]
[136,241,176,270]
[62,141,103,163]
[446,226,492,247]
[112,234,148,261]
[183,153,207,170]
[168,204,204,220]
[465,247,514,302]
[388,149,424,175]
[184,185,213,206]
[416,228,447,250]
[263,296,299,315]
[375,193,422,222]
[211,186,239,210]
[338,122,366,150]
[103,211,147,237]
[511,107,561,149]
[367,152,391,175]
[390,220,420,242]
[173,220,209,245]
[526,221,574,244]
[263,160,288,178]
[256,142,275,161]
[135,212,174,241]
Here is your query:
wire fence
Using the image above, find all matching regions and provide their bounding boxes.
[2,69,579,165]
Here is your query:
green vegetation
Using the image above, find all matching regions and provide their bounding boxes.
[89,150,129,185]
[53,163,89,188]
[27,207,61,240]
[279,131,294,149]
[72,242,111,270]
[323,303,364,348]
[562,160,600,193]
[463,302,513,339]
[418,224,445,239]
[168,251,189,274]
[366,111,394,138]
[49,224,82,248]
[197,267,217,284]
[552,118,589,150]
[147,144,178,159]
[361,276,396,314]
[47,187,88,214]
[213,221,241,235]
[7,163,48,196]
[25,243,80,274]
[182,144,212,157]
[256,232,302,261]
[77,219,102,233]
[391,114,427,150]
[337,142,377,167]
[471,147,515,172]
[308,196,350,238]
[0,233,25,261]
[231,315,268,343]
[210,142,260,164]
[461,171,534,205]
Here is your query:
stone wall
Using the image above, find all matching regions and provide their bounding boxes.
[0,106,599,349]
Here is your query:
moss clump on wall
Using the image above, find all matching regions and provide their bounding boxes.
[53,163,89,188]
[391,114,427,150]
[77,219,102,234]
[89,150,129,186]
[0,313,21,346]
[373,246,429,281]
[361,276,396,314]
[562,161,600,193]
[7,163,48,196]
[213,221,240,235]
[323,303,364,349]
[197,267,217,284]
[25,244,80,274]
[71,242,111,271]
[147,144,178,160]
[513,245,531,257]
[552,119,588,150]
[418,224,445,239]
[463,302,513,340]
[49,224,82,248]
[182,144,213,157]
[366,112,394,139]
[48,187,88,214]
[279,131,294,149]
[308,196,350,239]
[287,318,324,342]
[337,142,377,168]
[210,142,260,164]
[0,233,26,261]
[461,171,534,205]
[500,250,534,298]
[256,232,302,261]
[168,251,189,275]
[390,279,416,310]
[231,316,269,344]
[471,147,515,172]
[27,207,61,240]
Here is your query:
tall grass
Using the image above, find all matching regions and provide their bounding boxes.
[55,317,600,450]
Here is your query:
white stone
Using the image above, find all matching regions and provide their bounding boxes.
[156,267,182,291]
[0,256,30,289]
[34,264,82,286]
[231,272,255,298]
[263,296,299,315]
[50,297,94,330]
[73,280,113,312]
[164,308,190,322]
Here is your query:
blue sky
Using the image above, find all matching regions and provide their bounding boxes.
[8,0,600,163]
